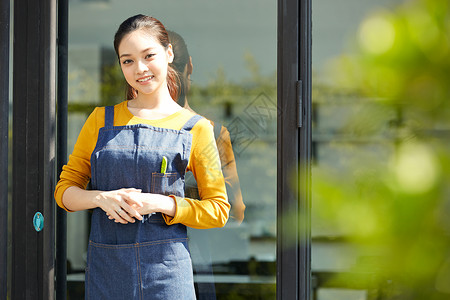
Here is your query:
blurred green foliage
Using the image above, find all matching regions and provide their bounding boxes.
[311,0,450,298]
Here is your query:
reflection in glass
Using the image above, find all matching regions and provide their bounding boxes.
[169,30,246,298]
[168,30,246,224]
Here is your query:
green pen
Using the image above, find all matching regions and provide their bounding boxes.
[160,156,168,174]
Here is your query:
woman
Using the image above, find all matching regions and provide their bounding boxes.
[54,14,230,299]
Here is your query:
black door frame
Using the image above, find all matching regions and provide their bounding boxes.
[277,0,312,299]
[11,0,57,299]
[3,0,312,298]
[0,0,10,298]
[55,0,69,298]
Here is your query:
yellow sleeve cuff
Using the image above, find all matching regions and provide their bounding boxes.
[54,185,73,212]
[162,195,181,225]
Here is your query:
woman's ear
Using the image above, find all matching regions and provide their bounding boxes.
[167,44,174,64]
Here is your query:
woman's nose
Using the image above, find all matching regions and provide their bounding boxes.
[136,60,149,73]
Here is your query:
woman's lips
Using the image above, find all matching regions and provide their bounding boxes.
[137,75,154,83]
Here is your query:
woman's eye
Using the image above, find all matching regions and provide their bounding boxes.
[121,59,132,65]
[145,54,155,59]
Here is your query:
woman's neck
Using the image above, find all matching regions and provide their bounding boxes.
[127,88,182,119]
[133,85,173,108]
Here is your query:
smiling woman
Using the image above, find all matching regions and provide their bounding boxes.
[64,2,279,299]
[117,29,180,119]
[55,14,230,300]
[113,15,179,103]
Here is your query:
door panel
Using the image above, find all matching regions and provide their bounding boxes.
[66,1,278,299]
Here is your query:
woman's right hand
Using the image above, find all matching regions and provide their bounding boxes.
[95,188,144,224]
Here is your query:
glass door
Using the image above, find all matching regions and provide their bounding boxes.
[66,1,278,298]
[311,1,401,298]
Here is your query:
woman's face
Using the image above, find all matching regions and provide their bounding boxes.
[118,29,173,99]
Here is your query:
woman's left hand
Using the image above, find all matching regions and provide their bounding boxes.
[121,191,177,217]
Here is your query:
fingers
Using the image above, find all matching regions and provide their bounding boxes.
[109,208,130,224]
[99,188,145,224]
[117,199,143,221]
[105,206,135,224]
[119,206,137,223]
[119,190,144,208]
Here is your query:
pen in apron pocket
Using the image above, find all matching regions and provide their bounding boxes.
[161,156,168,174]
[145,156,168,222]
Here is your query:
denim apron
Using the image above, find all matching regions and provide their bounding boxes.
[85,106,202,300]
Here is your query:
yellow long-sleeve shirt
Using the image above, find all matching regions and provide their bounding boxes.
[54,101,230,229]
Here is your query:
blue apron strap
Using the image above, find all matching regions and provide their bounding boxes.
[104,106,114,128]
[181,114,204,132]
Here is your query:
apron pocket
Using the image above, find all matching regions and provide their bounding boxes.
[86,241,141,300]
[138,239,196,300]
[151,172,180,195]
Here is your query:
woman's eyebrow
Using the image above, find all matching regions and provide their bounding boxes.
[119,48,155,59]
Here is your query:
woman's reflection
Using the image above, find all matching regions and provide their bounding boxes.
[168,30,245,224]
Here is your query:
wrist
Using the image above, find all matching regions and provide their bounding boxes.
[158,194,176,217]
[91,190,104,208]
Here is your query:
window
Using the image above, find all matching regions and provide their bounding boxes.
[66,1,278,298]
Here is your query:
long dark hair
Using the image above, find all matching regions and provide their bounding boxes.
[113,14,180,101]
[167,30,190,104]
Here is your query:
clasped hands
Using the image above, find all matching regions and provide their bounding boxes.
[98,188,173,224]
